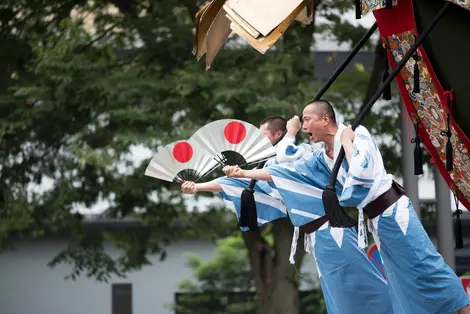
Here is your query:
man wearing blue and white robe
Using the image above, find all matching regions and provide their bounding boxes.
[181,116,291,229]
[216,175,287,230]
[223,130,394,314]
[337,124,470,314]
[216,134,318,230]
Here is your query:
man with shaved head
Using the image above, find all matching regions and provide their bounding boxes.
[291,99,470,314]
[222,113,394,314]
[300,100,347,170]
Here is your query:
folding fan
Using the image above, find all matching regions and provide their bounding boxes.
[189,119,276,167]
[144,139,220,183]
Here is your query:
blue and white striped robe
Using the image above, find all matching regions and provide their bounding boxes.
[334,124,469,314]
[216,135,317,230]
[217,176,287,231]
[263,135,393,314]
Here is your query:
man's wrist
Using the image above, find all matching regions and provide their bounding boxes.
[287,129,298,137]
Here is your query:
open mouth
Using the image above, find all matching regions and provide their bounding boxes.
[308,133,313,136]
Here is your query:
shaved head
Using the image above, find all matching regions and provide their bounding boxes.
[260,115,286,145]
[301,99,338,143]
[260,116,287,133]
[305,100,337,124]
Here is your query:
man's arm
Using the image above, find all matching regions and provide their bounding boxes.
[223,166,273,182]
[276,115,312,163]
[181,179,222,194]
[340,125,375,179]
[338,125,377,207]
[342,138,355,166]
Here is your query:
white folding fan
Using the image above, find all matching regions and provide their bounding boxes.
[144,139,221,183]
[189,119,276,167]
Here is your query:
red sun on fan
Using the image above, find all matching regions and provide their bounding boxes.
[172,141,193,163]
[224,121,247,144]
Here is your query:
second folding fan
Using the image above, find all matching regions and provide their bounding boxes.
[189,119,276,167]
[144,139,220,183]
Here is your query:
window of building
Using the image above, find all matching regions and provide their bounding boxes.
[112,283,132,314]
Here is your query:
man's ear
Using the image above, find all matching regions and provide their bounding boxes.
[276,130,284,138]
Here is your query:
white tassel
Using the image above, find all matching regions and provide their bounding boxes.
[367,218,381,251]
[289,227,300,264]
[304,233,312,254]
[357,208,368,249]
[304,232,317,257]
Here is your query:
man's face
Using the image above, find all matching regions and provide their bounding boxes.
[260,123,281,145]
[302,106,328,143]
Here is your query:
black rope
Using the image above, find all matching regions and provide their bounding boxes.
[410,123,424,175]
[452,193,464,248]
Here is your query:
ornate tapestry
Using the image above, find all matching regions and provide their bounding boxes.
[374,0,470,210]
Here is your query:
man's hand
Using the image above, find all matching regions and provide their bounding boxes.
[287,115,301,137]
[181,181,197,194]
[340,125,355,144]
[223,165,245,178]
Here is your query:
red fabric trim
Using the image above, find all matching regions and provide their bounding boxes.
[373,0,415,34]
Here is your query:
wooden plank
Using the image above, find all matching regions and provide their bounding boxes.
[228,0,307,54]
[205,8,232,70]
[195,0,226,61]
[222,4,260,38]
[295,0,314,25]
[225,0,304,36]
[193,2,212,55]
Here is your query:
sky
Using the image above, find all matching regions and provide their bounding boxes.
[31,8,466,216]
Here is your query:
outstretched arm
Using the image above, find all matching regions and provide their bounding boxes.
[181,179,222,194]
[223,166,273,182]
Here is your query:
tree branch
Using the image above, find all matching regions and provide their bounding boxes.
[75,23,119,54]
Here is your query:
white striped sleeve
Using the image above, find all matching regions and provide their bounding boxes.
[345,127,376,184]
[339,127,376,207]
[276,136,306,164]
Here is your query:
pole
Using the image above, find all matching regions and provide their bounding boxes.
[400,101,421,218]
[434,166,456,271]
